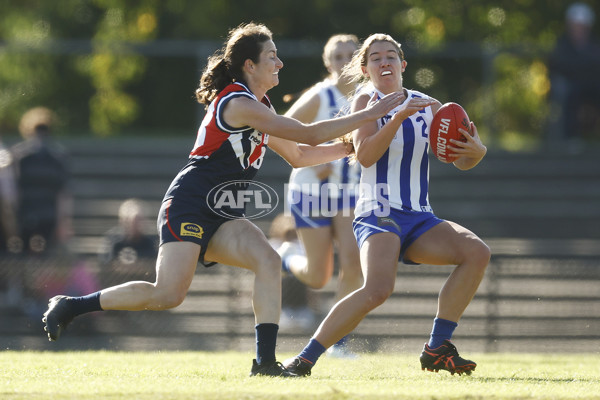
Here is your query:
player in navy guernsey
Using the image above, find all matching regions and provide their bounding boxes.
[42,23,404,377]
[285,33,489,377]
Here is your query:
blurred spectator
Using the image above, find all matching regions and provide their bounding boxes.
[9,108,96,319]
[100,198,158,285]
[0,133,22,310]
[11,107,72,255]
[0,135,19,254]
[268,213,317,332]
[547,2,600,149]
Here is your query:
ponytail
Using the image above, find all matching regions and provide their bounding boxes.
[196,55,233,106]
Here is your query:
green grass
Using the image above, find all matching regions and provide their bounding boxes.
[2,351,599,399]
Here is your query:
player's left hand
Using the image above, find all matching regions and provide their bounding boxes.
[448,122,487,161]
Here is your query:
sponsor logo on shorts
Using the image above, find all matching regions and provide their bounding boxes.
[378,216,400,231]
[207,180,279,220]
[180,223,204,239]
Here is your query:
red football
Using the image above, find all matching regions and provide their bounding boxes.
[429,102,471,163]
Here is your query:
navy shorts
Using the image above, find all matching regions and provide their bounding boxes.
[352,207,443,264]
[157,197,230,267]
[288,189,356,229]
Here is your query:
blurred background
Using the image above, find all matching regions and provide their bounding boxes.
[0,0,599,354]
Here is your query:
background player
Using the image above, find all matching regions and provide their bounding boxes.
[283,34,362,357]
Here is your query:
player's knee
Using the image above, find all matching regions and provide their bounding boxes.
[465,240,491,274]
[473,240,491,265]
[364,283,394,309]
[265,248,282,270]
[151,288,187,310]
[253,247,281,275]
[304,274,329,289]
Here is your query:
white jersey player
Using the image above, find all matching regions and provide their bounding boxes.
[285,33,489,378]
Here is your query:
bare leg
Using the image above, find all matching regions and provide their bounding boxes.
[99,241,200,311]
[204,219,282,324]
[405,221,490,322]
[313,232,400,348]
[294,226,334,289]
[331,212,363,302]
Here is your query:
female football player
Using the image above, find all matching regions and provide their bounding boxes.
[42,23,407,377]
[284,33,489,377]
[283,34,362,357]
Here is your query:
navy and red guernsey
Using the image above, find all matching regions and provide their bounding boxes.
[190,81,270,177]
[165,81,271,201]
[157,82,272,262]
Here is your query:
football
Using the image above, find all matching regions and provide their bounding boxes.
[429,102,471,163]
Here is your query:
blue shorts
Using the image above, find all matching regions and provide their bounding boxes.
[352,208,443,264]
[288,190,356,229]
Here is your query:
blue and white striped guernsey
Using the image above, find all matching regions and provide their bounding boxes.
[355,88,436,217]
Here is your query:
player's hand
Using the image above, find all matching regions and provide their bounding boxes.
[362,91,405,120]
[449,122,487,160]
[392,97,436,121]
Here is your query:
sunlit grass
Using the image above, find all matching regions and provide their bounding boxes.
[2,351,599,399]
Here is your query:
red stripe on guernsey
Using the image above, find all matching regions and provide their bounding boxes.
[164,199,183,241]
[248,132,266,165]
[190,100,229,158]
[190,83,271,166]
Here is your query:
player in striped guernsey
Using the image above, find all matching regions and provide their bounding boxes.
[282,34,363,357]
[42,23,404,378]
[285,33,489,377]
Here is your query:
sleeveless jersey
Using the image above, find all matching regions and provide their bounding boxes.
[163,82,270,205]
[190,82,269,174]
[354,88,435,217]
[288,79,360,198]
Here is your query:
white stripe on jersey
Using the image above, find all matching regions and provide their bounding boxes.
[215,90,257,134]
[355,89,435,217]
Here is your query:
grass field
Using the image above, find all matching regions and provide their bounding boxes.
[2,351,600,399]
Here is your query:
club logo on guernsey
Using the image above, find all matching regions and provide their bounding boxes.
[180,223,204,239]
[207,180,279,220]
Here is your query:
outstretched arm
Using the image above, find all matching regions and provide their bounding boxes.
[353,93,437,168]
[224,92,405,146]
[267,135,350,168]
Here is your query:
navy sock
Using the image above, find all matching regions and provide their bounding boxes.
[255,323,279,365]
[298,338,327,365]
[428,317,458,349]
[333,335,348,348]
[67,292,103,317]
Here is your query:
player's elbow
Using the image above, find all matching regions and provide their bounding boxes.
[303,134,322,147]
[356,152,375,168]
[287,157,303,168]
[281,147,305,168]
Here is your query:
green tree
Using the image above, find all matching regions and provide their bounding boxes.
[0,0,596,147]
